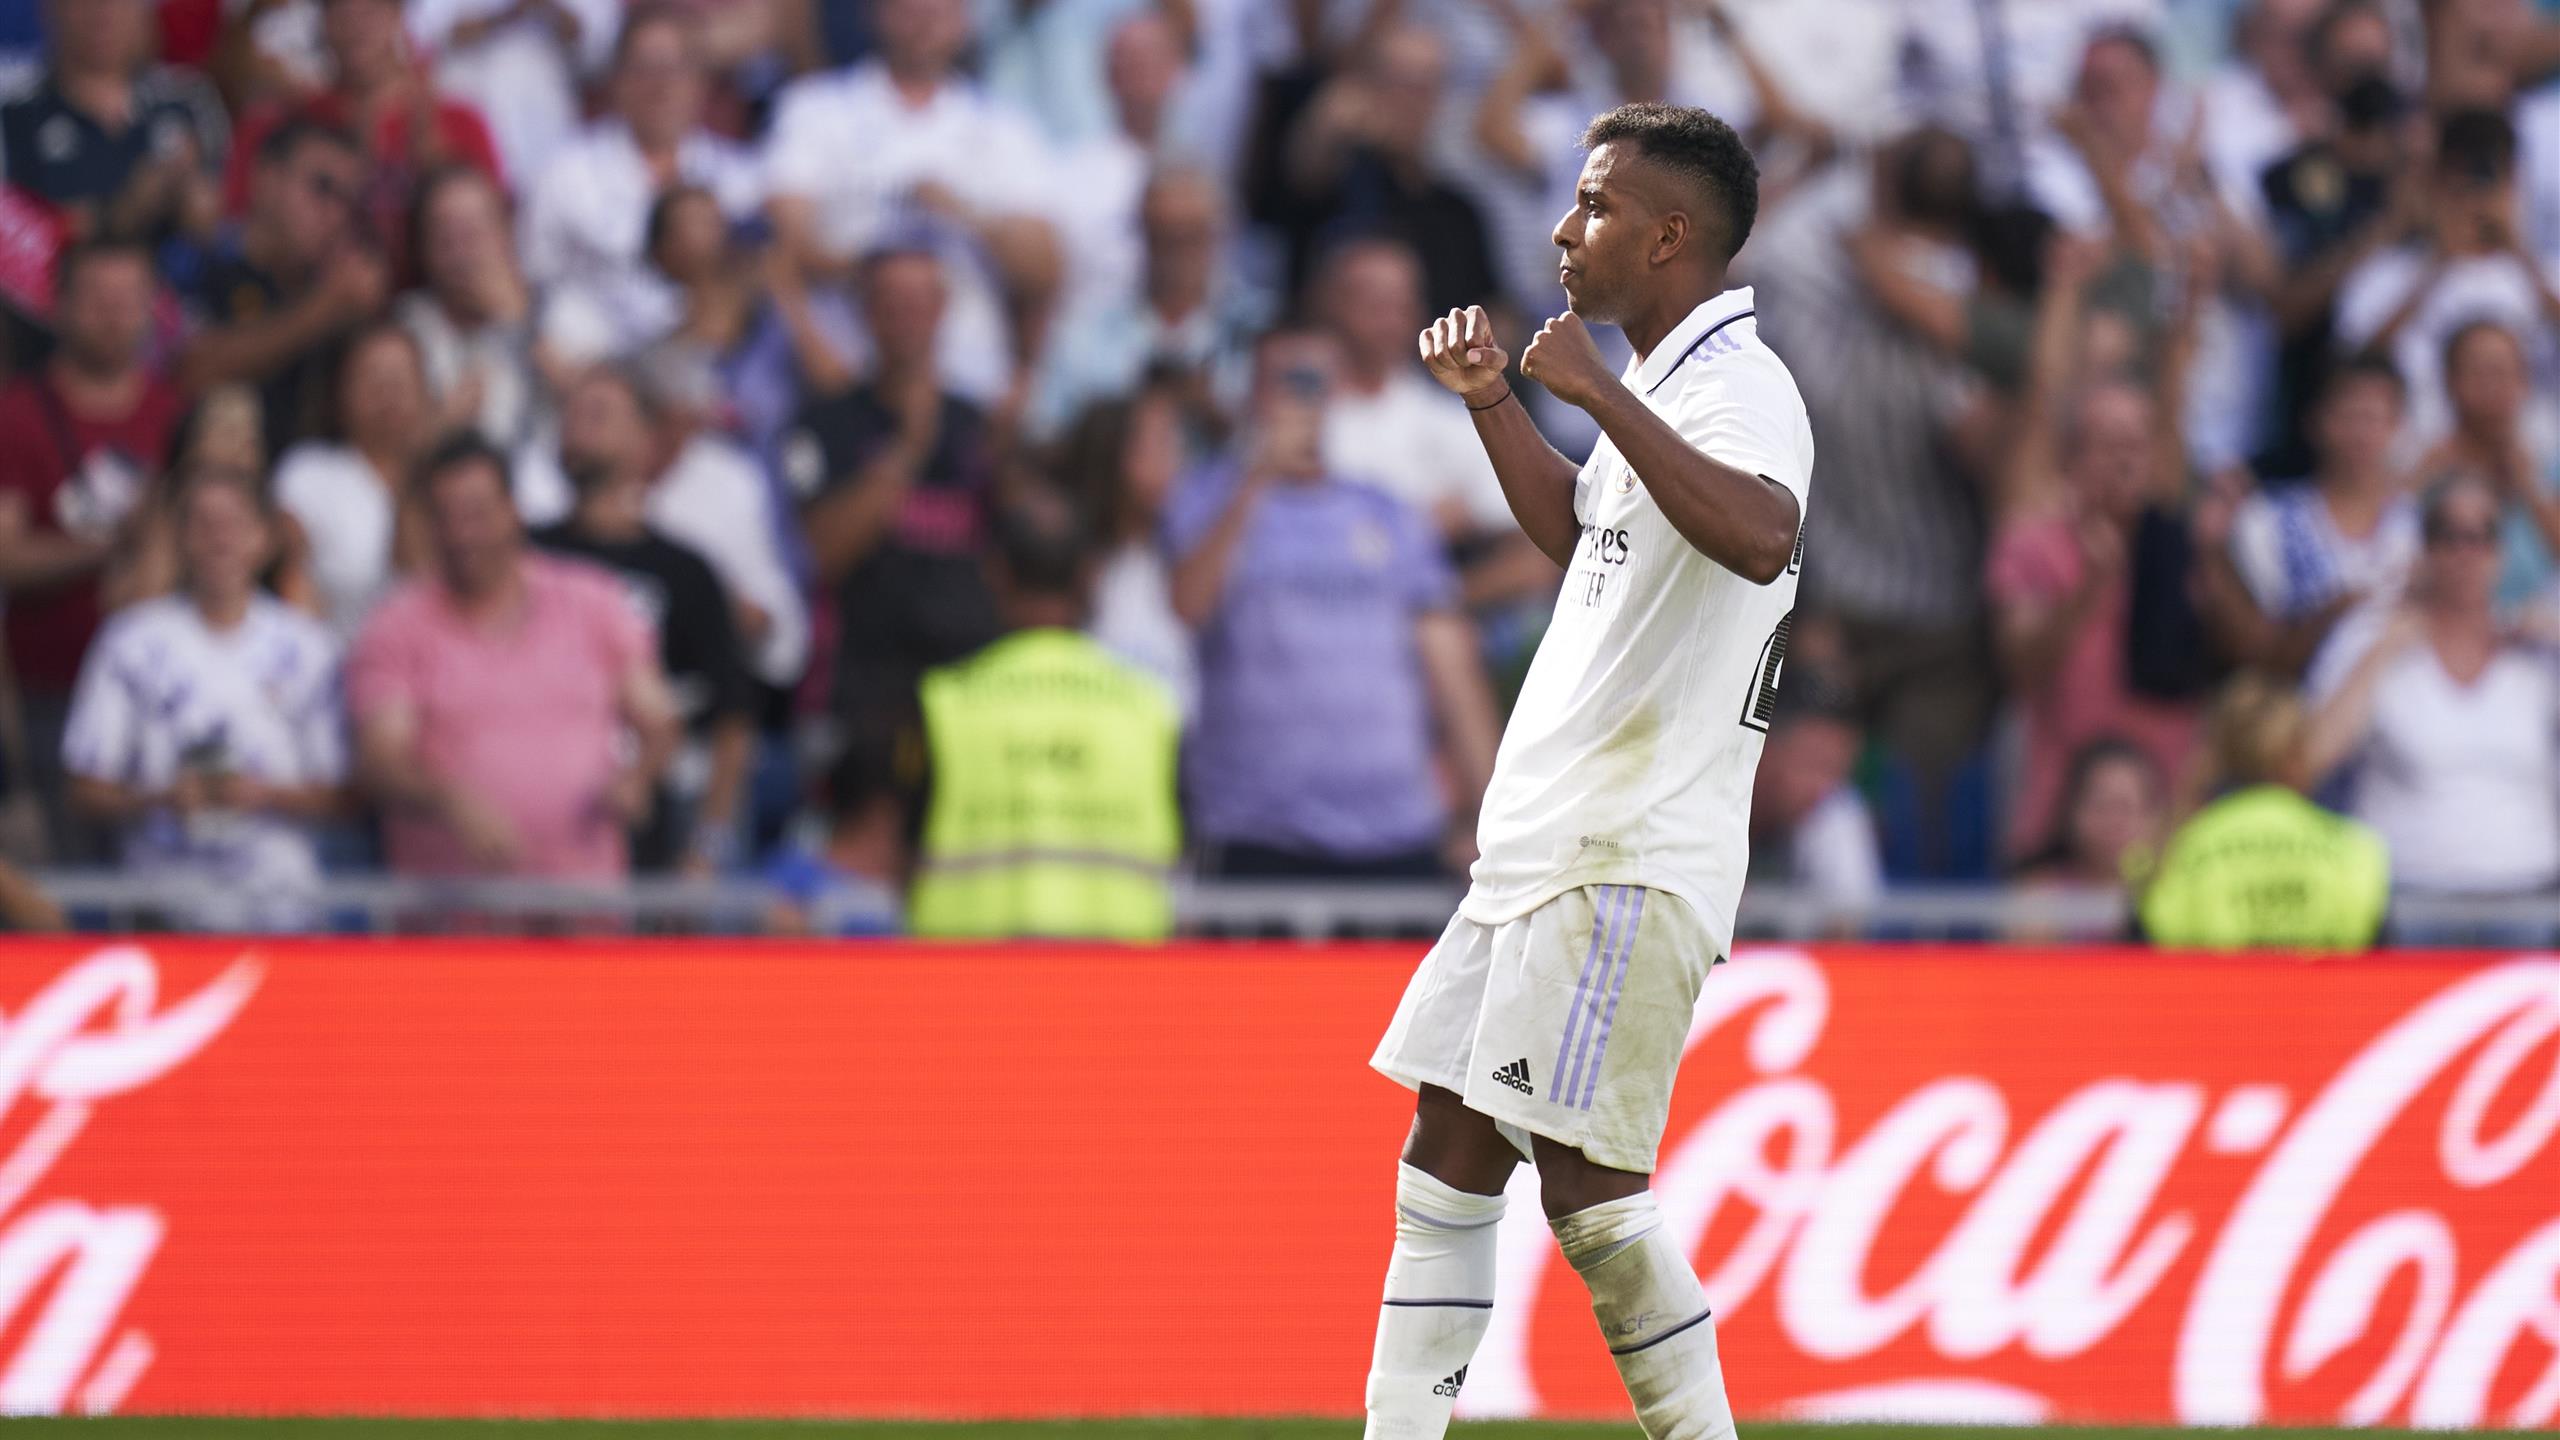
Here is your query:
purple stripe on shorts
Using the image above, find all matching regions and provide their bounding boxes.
[1576,888,1648,1110]
[1551,885,1621,1099]
[1558,885,1633,1108]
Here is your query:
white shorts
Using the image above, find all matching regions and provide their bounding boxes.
[1370,883,1715,1174]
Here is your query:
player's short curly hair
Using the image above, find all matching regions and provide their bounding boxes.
[1581,102,1760,261]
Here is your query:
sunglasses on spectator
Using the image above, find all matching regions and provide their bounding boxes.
[2424,523,2498,548]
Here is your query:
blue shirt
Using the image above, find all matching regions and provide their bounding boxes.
[1166,462,1458,859]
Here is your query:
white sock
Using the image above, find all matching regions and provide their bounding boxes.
[1553,1192,1738,1440]
[1362,1163,1506,1440]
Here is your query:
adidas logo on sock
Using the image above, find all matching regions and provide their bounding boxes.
[1433,1365,1469,1397]
[1492,1057,1533,1095]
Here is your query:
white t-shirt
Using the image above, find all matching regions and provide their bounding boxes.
[61,594,344,927]
[519,121,766,358]
[1089,540,1196,724]
[1322,370,1513,534]
[647,434,810,691]
[274,443,399,640]
[2334,246,2560,458]
[2227,484,2419,624]
[2518,84,2560,272]
[2308,610,2560,895]
[1791,785,1885,910]
[762,62,1061,402]
[408,0,618,182]
[1463,287,1815,952]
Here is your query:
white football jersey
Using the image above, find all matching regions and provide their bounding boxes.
[1462,287,1815,954]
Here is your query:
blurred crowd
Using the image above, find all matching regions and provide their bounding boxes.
[0,0,2553,937]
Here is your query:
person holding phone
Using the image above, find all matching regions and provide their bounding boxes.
[1166,324,1499,881]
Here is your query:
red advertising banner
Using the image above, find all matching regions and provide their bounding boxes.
[0,941,2550,1426]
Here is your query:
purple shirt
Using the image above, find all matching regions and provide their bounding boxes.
[1167,463,1458,858]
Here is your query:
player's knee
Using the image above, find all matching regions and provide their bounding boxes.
[1401,1086,1516,1196]
[1532,1136,1649,1221]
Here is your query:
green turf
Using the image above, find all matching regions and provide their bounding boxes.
[0,1422,2473,1439]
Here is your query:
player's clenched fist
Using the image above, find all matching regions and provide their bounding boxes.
[1420,306,1510,407]
[1521,310,1614,410]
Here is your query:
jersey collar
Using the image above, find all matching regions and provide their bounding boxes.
[1625,286,1756,396]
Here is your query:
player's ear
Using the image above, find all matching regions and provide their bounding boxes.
[1651,210,1690,267]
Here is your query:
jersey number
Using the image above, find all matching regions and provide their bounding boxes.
[1739,611,1792,732]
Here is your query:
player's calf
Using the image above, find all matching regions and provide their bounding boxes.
[1547,1146,1737,1440]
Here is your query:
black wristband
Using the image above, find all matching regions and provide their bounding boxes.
[1466,385,1515,413]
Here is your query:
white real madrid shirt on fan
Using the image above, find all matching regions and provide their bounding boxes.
[1466,286,1812,955]
[61,594,346,928]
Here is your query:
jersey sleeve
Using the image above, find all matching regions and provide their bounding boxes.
[60,623,139,783]
[1675,360,1809,506]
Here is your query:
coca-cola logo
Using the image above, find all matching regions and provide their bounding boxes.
[0,947,261,1416]
[1461,951,2560,1428]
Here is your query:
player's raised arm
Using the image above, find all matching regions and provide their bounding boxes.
[1523,311,1798,584]
[1420,305,1581,568]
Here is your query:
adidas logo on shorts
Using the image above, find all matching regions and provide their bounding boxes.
[1433,1365,1469,1397]
[1492,1057,1533,1095]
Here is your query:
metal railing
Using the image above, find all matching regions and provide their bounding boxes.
[25,871,2559,946]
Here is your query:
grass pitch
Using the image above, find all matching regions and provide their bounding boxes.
[1,1422,2475,1439]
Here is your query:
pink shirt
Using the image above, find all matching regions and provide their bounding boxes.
[347,555,652,879]
[1986,512,2200,860]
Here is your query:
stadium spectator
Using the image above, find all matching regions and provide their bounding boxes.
[763,0,1064,405]
[1,0,227,245]
[0,238,181,858]
[1745,669,1884,922]
[406,0,615,185]
[785,245,1003,751]
[2251,0,2407,475]
[2013,737,2168,890]
[2223,354,2418,668]
[1268,23,1499,319]
[1313,239,1507,544]
[347,433,678,880]
[1046,9,1197,324]
[1168,325,1498,879]
[397,166,545,452]
[761,742,906,938]
[536,365,752,876]
[2195,0,2332,213]
[909,491,1181,941]
[519,4,765,359]
[271,320,435,637]
[639,184,859,477]
[617,347,811,698]
[1891,0,2163,198]
[2334,108,2560,457]
[223,0,507,274]
[62,466,345,929]
[2139,669,2390,950]
[2415,320,2560,612]
[1058,383,1194,720]
[179,117,384,452]
[1990,377,2202,861]
[2302,475,2560,898]
[1036,166,1264,441]
[1749,133,2000,864]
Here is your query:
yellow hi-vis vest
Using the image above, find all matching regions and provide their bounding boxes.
[2138,785,2391,951]
[909,628,1181,941]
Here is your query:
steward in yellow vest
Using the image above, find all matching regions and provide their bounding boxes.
[909,498,1181,940]
[2138,673,2390,951]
